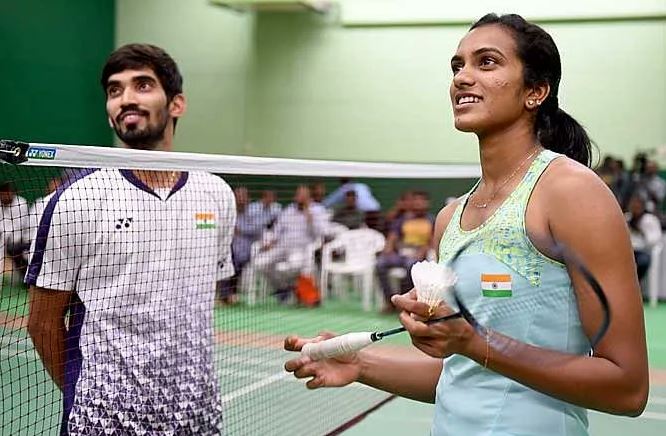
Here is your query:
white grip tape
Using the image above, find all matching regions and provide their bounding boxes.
[300,332,374,361]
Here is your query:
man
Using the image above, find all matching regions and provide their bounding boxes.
[247,189,281,230]
[219,186,259,304]
[26,44,236,435]
[255,185,327,302]
[376,191,433,312]
[331,190,364,230]
[0,182,30,285]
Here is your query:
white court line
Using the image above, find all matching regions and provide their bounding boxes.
[220,371,290,403]
[220,355,285,367]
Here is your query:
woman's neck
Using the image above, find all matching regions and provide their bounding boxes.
[477,125,539,187]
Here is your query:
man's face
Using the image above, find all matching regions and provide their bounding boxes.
[412,195,430,215]
[344,192,357,208]
[105,68,173,150]
[294,186,311,206]
[262,190,276,205]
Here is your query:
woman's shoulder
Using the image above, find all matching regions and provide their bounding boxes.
[541,155,612,201]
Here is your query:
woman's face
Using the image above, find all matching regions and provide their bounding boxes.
[449,24,532,136]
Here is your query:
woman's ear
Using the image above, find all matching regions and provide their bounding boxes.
[525,83,550,111]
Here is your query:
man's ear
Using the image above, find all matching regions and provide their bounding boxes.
[169,94,186,118]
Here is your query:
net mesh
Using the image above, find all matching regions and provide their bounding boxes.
[0,143,477,435]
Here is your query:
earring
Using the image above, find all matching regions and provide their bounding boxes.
[536,100,542,106]
[527,100,535,107]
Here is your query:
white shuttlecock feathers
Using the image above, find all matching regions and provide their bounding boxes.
[411,261,457,317]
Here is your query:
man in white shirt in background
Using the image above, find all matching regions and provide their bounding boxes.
[255,185,327,303]
[0,182,31,285]
[626,193,663,295]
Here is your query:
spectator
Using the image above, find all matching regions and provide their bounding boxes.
[626,193,662,286]
[332,190,364,230]
[376,191,433,312]
[310,182,326,205]
[255,185,328,302]
[641,160,666,213]
[0,182,30,285]
[384,190,414,234]
[322,178,380,213]
[218,187,258,305]
[247,189,281,230]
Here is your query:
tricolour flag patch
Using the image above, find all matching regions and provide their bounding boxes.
[481,273,512,297]
[195,212,217,229]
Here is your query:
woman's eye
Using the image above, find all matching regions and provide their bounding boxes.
[480,57,497,67]
[451,64,463,74]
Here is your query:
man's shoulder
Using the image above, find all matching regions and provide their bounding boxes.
[189,172,232,193]
[48,169,111,202]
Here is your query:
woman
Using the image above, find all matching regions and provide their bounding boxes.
[284,14,648,435]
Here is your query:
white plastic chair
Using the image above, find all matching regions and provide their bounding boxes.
[241,236,322,306]
[320,228,385,311]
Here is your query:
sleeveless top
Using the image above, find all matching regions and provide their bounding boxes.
[432,149,590,436]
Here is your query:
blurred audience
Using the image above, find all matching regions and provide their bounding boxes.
[376,191,433,312]
[0,182,30,285]
[255,185,328,303]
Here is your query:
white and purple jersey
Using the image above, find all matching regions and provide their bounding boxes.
[26,169,236,435]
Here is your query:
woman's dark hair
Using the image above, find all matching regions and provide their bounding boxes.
[470,14,593,167]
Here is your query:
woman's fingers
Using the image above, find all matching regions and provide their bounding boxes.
[398,311,432,337]
[391,294,431,319]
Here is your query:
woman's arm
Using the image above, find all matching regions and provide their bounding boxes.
[284,335,442,403]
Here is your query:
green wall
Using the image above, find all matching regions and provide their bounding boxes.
[110,1,666,166]
[115,0,254,155]
[0,0,114,146]
[246,12,666,164]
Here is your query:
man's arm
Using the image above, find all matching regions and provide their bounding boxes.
[28,286,73,390]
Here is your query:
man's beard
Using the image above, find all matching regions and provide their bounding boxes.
[114,107,169,150]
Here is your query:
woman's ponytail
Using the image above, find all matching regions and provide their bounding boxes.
[536,96,592,167]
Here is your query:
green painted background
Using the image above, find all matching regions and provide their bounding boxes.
[116,1,665,165]
[0,0,114,147]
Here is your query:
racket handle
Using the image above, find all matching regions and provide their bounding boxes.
[301,332,375,361]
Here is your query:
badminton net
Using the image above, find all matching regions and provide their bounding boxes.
[0,141,478,435]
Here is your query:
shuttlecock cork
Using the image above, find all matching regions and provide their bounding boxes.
[410,261,457,318]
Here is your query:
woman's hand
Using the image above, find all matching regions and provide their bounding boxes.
[391,290,477,359]
[284,332,362,389]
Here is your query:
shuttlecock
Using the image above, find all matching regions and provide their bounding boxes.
[411,261,457,318]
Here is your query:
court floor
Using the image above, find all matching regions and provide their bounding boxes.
[2,285,665,435]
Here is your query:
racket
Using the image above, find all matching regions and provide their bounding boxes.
[301,242,610,361]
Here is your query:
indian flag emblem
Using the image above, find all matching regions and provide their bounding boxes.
[481,273,512,297]
[195,212,216,229]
